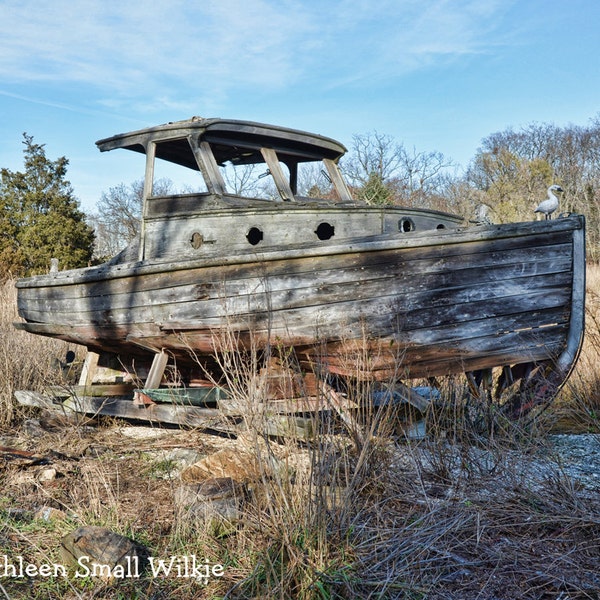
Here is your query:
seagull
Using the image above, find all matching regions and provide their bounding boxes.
[472,203,493,225]
[534,185,563,220]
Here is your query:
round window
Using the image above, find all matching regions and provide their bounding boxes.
[315,222,335,240]
[399,218,415,233]
[246,227,264,245]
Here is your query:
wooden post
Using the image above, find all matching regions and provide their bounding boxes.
[145,350,169,389]
[321,383,365,448]
[78,352,100,388]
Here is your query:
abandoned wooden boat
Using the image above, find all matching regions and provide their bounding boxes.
[14,117,585,418]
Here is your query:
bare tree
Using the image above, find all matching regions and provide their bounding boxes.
[343,131,455,207]
[91,178,172,259]
[222,163,262,196]
[343,131,405,190]
[467,117,600,259]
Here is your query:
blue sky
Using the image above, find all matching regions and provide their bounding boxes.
[1,0,598,212]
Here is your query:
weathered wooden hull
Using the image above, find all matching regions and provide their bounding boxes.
[15,215,585,383]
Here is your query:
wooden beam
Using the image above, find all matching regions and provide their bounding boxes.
[261,147,294,201]
[62,395,235,430]
[321,383,365,447]
[78,352,100,387]
[192,139,227,195]
[139,140,156,261]
[145,350,169,390]
[323,158,353,202]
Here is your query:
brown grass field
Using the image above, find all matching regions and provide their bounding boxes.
[0,267,599,600]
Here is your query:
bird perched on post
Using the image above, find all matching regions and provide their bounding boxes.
[534,185,563,220]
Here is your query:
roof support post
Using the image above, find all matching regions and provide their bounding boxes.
[323,158,353,202]
[260,148,294,201]
[190,137,227,195]
[139,141,156,261]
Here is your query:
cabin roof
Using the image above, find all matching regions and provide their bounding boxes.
[96,117,347,170]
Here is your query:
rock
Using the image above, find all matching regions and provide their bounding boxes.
[180,447,283,484]
[38,468,58,482]
[118,426,171,440]
[34,506,69,522]
[23,419,45,438]
[60,526,148,580]
[174,477,245,535]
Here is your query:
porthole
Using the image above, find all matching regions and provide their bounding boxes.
[315,222,335,240]
[399,218,415,233]
[190,232,204,249]
[246,226,264,246]
[436,223,446,230]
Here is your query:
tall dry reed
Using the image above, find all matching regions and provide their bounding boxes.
[554,263,600,431]
[0,279,77,427]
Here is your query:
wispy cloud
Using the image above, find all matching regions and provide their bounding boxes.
[315,0,515,87]
[0,0,514,111]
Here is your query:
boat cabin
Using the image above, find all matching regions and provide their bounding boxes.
[96,117,463,262]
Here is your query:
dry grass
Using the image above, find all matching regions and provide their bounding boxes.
[0,281,83,428]
[552,263,600,432]
[1,273,600,599]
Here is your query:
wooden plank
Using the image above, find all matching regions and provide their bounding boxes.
[145,350,169,389]
[261,147,294,201]
[15,216,582,292]
[14,390,71,411]
[16,229,576,306]
[192,140,227,195]
[323,158,353,202]
[49,384,135,398]
[78,352,100,387]
[62,396,234,430]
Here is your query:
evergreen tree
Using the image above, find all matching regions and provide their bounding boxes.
[359,171,392,205]
[0,134,94,279]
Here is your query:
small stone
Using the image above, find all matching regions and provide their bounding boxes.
[34,506,68,522]
[180,447,283,484]
[38,468,58,482]
[174,477,245,534]
[60,526,147,581]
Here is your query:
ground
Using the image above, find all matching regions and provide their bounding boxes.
[1,403,600,600]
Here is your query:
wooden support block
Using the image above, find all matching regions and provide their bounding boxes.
[62,395,233,430]
[145,350,169,389]
[78,352,100,387]
[14,390,72,411]
[321,384,365,447]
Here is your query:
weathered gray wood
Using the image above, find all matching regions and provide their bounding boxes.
[16,245,573,317]
[14,390,72,411]
[390,383,431,412]
[62,396,234,429]
[139,140,156,261]
[50,384,135,398]
[13,113,585,406]
[79,352,100,387]
[192,140,227,195]
[261,147,294,201]
[323,158,353,202]
[145,350,169,389]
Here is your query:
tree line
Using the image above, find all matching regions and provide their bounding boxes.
[2,115,600,280]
